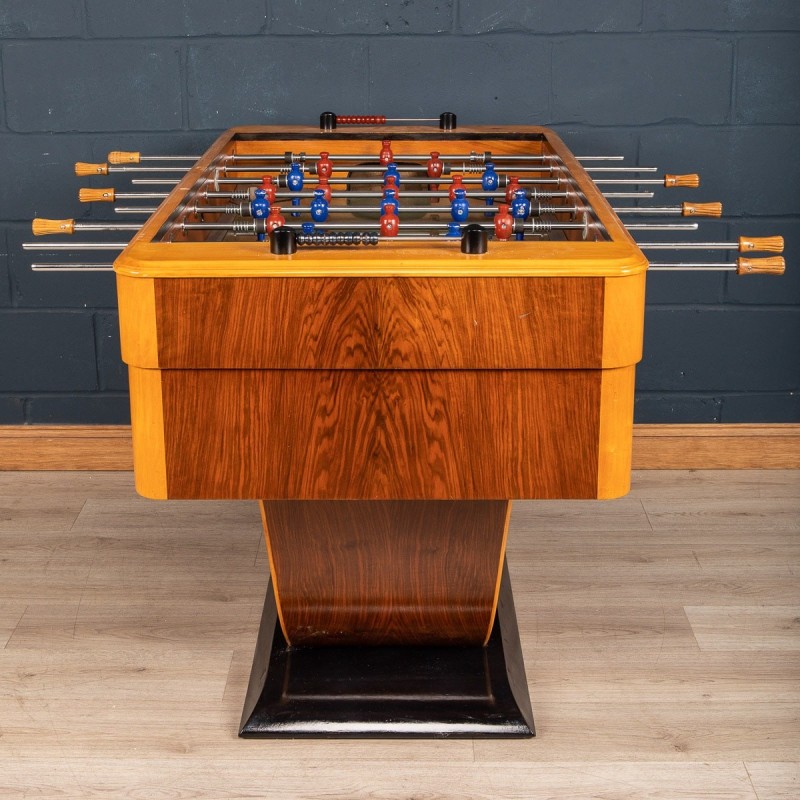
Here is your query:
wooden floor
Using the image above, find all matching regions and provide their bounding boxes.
[0,470,798,799]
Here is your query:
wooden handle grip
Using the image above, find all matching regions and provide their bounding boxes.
[737,257,786,276]
[32,218,75,236]
[739,235,784,254]
[682,201,722,217]
[79,187,115,203]
[108,151,140,164]
[75,162,108,176]
[664,173,700,188]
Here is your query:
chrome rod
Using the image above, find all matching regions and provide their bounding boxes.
[131,179,180,185]
[212,176,563,186]
[615,206,685,214]
[648,263,737,270]
[31,263,114,271]
[23,242,128,250]
[73,222,141,232]
[627,224,699,231]
[136,155,196,161]
[108,166,189,173]
[115,207,158,214]
[640,242,739,250]
[594,179,676,185]
[115,192,169,199]
[223,164,654,176]
[583,167,658,173]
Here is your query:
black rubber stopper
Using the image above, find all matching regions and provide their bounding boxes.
[320,111,337,131]
[439,112,457,131]
[461,224,488,255]
[270,226,297,255]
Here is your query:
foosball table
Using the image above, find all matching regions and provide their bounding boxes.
[27,113,785,738]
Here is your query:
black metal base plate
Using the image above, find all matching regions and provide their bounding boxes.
[239,560,534,738]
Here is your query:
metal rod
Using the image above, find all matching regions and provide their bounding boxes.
[131,179,180,185]
[137,155,196,161]
[31,263,115,271]
[194,204,509,216]
[73,222,141,232]
[228,153,624,163]
[114,192,169,199]
[639,242,739,250]
[627,224,699,231]
[223,164,654,176]
[22,242,128,250]
[614,206,684,214]
[182,220,590,233]
[583,167,658,173]
[114,207,158,214]
[594,179,673,185]
[648,263,736,270]
[109,166,190,173]
[217,176,563,187]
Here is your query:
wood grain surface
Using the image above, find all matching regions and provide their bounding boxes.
[261,499,510,646]
[151,276,607,370]
[160,368,601,499]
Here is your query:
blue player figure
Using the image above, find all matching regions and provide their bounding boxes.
[450,188,469,223]
[250,188,270,241]
[310,189,329,223]
[383,162,401,189]
[380,188,399,216]
[286,161,304,217]
[481,161,499,216]
[511,189,531,241]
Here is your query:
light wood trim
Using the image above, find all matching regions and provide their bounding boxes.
[632,424,800,469]
[0,426,133,470]
[115,240,647,280]
[116,274,159,367]
[597,366,637,499]
[602,272,645,368]
[258,501,291,646]
[483,500,512,646]
[127,367,167,498]
[1,424,798,471]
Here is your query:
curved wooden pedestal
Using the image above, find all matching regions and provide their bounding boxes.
[241,500,534,737]
[239,560,534,738]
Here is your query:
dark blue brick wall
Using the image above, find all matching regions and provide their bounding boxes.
[0,0,797,424]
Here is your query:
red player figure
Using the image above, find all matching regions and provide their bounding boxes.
[260,175,277,203]
[427,150,444,201]
[505,176,521,204]
[317,176,332,202]
[383,174,400,197]
[494,204,514,240]
[449,175,465,201]
[379,139,393,166]
[380,208,399,237]
[317,152,333,179]
[266,205,285,233]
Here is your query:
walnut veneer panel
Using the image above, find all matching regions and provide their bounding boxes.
[261,499,510,646]
[152,277,604,370]
[160,369,601,499]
